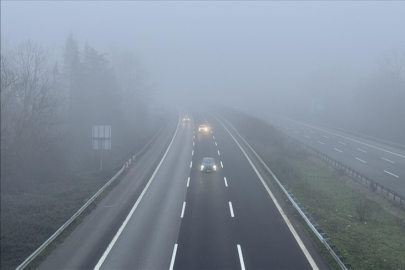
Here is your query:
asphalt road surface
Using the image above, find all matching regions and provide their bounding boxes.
[259,114,405,197]
[40,109,326,269]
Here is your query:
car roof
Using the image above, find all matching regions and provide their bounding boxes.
[199,124,207,127]
[202,157,214,162]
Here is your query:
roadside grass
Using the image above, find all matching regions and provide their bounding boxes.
[1,167,124,270]
[221,108,405,269]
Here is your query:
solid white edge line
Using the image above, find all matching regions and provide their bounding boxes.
[169,244,178,270]
[221,161,223,168]
[94,114,181,270]
[357,148,367,153]
[181,202,186,218]
[384,170,399,178]
[382,157,395,163]
[355,157,366,163]
[187,177,190,187]
[190,161,192,168]
[334,148,343,153]
[284,118,405,158]
[214,115,319,270]
[224,177,228,187]
[229,202,234,217]
[237,245,246,270]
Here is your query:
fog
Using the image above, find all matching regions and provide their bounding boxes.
[1,1,405,150]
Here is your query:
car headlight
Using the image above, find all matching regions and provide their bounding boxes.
[213,165,217,170]
[201,165,204,171]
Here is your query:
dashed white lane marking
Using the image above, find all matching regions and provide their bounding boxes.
[305,135,311,139]
[300,127,304,130]
[169,244,178,270]
[218,150,220,155]
[229,202,234,217]
[220,161,223,168]
[323,135,329,139]
[213,136,215,139]
[310,130,316,133]
[192,150,194,155]
[294,131,299,134]
[382,157,395,163]
[318,141,325,145]
[181,202,186,218]
[357,148,367,153]
[94,116,181,270]
[187,177,190,187]
[334,148,343,153]
[215,142,217,146]
[338,141,346,145]
[356,157,366,163]
[282,118,405,158]
[193,142,195,146]
[214,114,319,270]
[211,131,213,134]
[193,135,195,139]
[237,245,246,270]
[190,161,192,168]
[384,170,399,178]
[224,177,228,187]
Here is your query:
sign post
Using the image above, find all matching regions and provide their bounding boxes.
[92,126,111,171]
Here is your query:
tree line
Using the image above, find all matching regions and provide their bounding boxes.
[1,33,158,194]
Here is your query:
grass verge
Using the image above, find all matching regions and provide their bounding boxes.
[220,107,405,269]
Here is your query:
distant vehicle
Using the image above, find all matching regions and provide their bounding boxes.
[198,125,209,132]
[183,116,190,122]
[201,157,217,172]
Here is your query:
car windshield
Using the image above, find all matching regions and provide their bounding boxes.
[203,158,214,164]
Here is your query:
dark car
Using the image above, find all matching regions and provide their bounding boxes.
[201,157,217,172]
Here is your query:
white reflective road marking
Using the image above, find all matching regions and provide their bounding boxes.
[213,136,215,139]
[382,157,395,163]
[192,150,194,155]
[323,135,329,139]
[305,135,311,139]
[169,244,178,270]
[214,115,319,269]
[284,118,405,158]
[218,150,220,155]
[215,142,217,146]
[237,245,246,270]
[190,161,192,168]
[310,130,316,133]
[224,177,228,187]
[220,161,223,168]
[318,141,325,145]
[187,177,190,187]
[384,170,399,178]
[338,141,346,145]
[181,202,186,218]
[294,131,299,134]
[357,148,367,153]
[229,202,234,217]
[356,157,366,163]
[334,148,343,153]
[193,135,195,139]
[193,142,194,146]
[94,115,181,270]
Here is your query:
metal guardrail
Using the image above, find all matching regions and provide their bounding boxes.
[16,115,171,270]
[215,113,352,270]
[286,136,405,208]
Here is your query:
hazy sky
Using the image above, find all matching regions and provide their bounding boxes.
[2,1,405,108]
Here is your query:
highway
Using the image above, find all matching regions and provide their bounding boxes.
[39,109,326,269]
[248,112,405,197]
